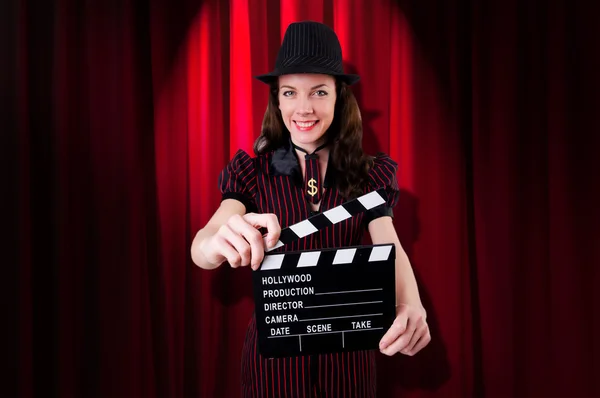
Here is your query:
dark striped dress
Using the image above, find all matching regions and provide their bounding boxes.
[218,141,400,398]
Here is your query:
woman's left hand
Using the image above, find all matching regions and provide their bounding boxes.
[379,303,431,356]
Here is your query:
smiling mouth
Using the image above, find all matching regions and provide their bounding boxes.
[294,120,319,130]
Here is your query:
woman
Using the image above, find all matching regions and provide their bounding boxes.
[191,21,430,398]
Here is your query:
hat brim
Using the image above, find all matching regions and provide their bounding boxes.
[255,66,360,86]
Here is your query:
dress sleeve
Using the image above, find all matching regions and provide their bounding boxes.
[218,149,257,213]
[364,153,401,225]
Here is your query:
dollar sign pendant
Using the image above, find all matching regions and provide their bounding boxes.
[307,178,318,197]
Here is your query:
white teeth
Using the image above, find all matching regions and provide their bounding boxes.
[296,121,317,128]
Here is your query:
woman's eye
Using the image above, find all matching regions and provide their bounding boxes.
[314,90,328,96]
[282,91,294,97]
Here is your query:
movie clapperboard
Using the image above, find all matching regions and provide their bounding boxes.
[252,189,397,358]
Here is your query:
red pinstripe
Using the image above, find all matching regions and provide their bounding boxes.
[336,353,340,398]
[277,358,281,397]
[273,174,283,226]
[308,355,312,391]
[270,358,274,398]
[345,353,349,398]
[343,352,347,398]
[282,176,294,231]
[301,356,306,398]
[253,324,259,397]
[283,357,287,397]
[353,352,357,397]
[349,354,353,398]
[258,324,263,396]
[329,353,333,396]
[296,356,300,397]
[363,352,368,398]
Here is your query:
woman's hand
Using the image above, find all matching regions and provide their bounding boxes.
[200,213,281,270]
[379,303,431,356]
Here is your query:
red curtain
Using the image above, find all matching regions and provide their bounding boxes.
[4,0,599,397]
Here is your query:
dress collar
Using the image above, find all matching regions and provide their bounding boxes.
[269,138,336,188]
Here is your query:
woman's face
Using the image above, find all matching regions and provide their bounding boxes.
[278,74,337,152]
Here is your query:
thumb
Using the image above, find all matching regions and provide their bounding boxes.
[380,305,409,349]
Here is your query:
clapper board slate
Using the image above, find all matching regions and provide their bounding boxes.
[252,189,397,358]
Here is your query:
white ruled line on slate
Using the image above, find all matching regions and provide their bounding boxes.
[299,313,383,322]
[268,328,384,339]
[315,288,383,296]
[304,301,382,309]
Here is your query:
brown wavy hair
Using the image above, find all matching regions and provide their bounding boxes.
[253,78,373,199]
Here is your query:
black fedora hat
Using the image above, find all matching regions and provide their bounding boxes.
[255,21,360,85]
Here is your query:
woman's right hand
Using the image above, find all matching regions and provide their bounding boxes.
[200,213,281,270]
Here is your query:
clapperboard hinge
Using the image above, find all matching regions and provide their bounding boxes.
[263,188,388,252]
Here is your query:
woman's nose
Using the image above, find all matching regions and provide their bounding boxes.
[295,97,313,115]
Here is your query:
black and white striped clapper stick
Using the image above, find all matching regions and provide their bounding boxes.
[252,188,397,358]
[263,188,388,252]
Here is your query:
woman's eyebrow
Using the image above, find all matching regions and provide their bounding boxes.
[279,84,330,90]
